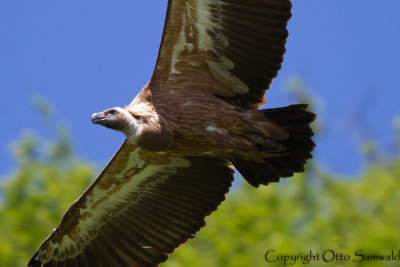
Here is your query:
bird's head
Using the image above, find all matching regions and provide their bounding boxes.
[91,107,137,132]
[91,104,164,147]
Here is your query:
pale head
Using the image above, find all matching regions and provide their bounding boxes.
[91,107,141,139]
[91,104,172,150]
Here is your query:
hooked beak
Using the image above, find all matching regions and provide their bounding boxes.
[91,112,106,124]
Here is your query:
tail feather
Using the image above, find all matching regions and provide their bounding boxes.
[231,104,316,188]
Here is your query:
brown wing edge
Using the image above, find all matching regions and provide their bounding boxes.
[29,155,234,267]
[28,140,131,266]
[149,0,174,81]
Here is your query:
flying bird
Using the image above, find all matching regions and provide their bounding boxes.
[29,0,315,266]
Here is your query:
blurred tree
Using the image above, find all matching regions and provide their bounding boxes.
[0,100,95,267]
[163,153,400,266]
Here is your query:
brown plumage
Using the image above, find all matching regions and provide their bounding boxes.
[29,0,315,266]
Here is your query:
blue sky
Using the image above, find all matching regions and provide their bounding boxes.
[1,1,400,177]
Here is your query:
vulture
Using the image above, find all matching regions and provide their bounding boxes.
[29,0,315,266]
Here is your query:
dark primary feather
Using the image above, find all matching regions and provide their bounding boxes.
[214,0,292,108]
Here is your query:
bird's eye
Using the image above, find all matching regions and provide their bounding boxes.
[107,109,117,115]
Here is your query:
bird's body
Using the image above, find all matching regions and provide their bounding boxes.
[126,83,286,158]
[29,1,316,266]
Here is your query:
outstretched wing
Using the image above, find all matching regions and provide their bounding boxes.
[150,0,292,109]
[29,141,233,267]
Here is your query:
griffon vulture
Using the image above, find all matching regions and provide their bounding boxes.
[29,0,315,266]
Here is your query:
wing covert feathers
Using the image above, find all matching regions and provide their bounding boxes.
[29,141,234,267]
[151,0,292,109]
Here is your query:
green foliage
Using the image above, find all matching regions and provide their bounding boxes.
[0,104,95,267]
[163,157,400,267]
